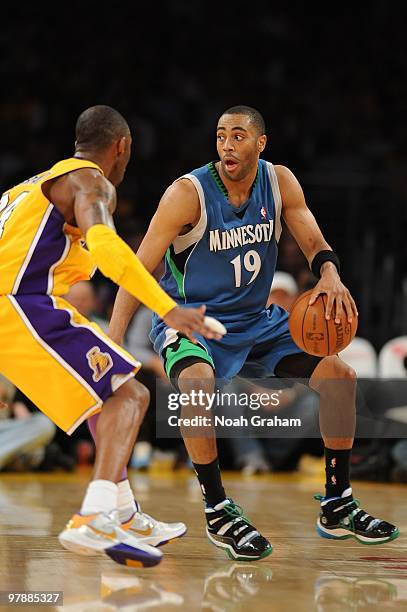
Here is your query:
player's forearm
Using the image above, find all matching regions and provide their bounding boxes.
[109,288,141,344]
[86,225,176,322]
[109,288,140,344]
[301,239,342,280]
[305,238,332,266]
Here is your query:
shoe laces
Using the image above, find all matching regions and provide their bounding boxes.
[100,512,122,532]
[348,499,381,531]
[223,500,250,525]
[333,498,374,525]
[222,500,260,546]
[137,511,156,527]
[314,495,381,532]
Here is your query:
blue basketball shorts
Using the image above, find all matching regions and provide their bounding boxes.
[150,304,315,383]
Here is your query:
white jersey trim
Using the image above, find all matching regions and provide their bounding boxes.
[172,174,208,254]
[12,204,54,293]
[50,296,141,370]
[266,162,283,243]
[7,295,102,406]
[47,233,70,294]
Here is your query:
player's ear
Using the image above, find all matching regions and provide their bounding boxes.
[258,134,267,153]
[117,137,126,156]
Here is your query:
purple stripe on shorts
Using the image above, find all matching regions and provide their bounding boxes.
[17,207,67,294]
[15,294,137,402]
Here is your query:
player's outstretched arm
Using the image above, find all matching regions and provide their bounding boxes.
[71,171,217,343]
[109,179,202,344]
[276,165,357,323]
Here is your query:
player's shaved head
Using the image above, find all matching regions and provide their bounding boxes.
[75,105,130,151]
[220,105,266,136]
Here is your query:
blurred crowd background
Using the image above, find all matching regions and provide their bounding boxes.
[1,3,407,481]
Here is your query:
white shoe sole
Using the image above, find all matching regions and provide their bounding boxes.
[317,519,399,544]
[59,529,163,567]
[58,529,107,555]
[206,528,273,561]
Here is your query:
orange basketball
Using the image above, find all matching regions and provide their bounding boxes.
[288,289,358,357]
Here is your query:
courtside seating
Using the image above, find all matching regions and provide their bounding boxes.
[378,336,407,379]
[339,336,378,378]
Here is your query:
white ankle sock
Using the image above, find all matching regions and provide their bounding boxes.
[117,479,137,523]
[80,480,118,515]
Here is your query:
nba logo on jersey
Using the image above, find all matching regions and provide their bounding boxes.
[260,206,267,219]
[86,347,113,382]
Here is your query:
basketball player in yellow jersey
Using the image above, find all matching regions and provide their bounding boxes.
[0,105,219,568]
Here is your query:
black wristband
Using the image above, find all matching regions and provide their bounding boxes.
[311,250,340,278]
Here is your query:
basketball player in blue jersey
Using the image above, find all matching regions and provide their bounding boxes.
[110,106,399,561]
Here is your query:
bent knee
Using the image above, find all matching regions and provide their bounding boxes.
[333,357,357,382]
[343,363,357,381]
[178,361,215,394]
[114,378,150,414]
[310,355,357,395]
[319,355,357,380]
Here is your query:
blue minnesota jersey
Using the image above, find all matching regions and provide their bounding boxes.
[160,159,282,321]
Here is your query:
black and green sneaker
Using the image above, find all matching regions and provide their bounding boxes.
[315,487,399,545]
[205,499,272,561]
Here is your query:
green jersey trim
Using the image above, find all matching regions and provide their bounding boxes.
[207,161,259,199]
[165,248,185,298]
[164,337,214,378]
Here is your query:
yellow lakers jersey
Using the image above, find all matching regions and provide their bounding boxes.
[0,158,103,296]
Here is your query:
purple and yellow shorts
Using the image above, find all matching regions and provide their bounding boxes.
[0,294,140,433]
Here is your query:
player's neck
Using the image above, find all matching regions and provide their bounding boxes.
[73,150,111,177]
[216,162,258,207]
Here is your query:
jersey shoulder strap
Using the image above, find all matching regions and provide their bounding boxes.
[2,158,104,201]
[48,157,103,180]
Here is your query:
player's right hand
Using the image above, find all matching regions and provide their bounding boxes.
[163,305,222,343]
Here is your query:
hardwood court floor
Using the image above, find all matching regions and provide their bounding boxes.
[0,464,406,611]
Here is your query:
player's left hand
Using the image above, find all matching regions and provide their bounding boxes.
[308,263,358,323]
[163,305,223,343]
